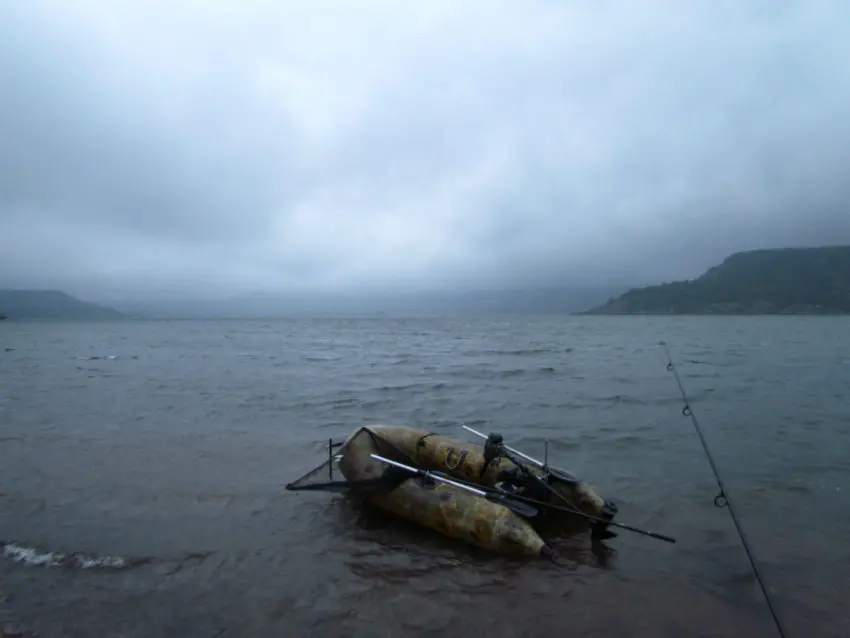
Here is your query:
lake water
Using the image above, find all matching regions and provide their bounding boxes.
[1,316,848,638]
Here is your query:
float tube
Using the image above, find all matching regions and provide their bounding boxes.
[360,424,616,528]
[285,423,637,556]
[334,426,552,557]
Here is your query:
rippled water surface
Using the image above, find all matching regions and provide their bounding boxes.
[1,316,849,637]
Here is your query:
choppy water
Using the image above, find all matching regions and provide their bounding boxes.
[1,316,848,638]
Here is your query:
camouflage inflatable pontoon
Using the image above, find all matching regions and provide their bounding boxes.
[286,424,635,558]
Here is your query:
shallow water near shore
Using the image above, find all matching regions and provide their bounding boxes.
[1,315,848,637]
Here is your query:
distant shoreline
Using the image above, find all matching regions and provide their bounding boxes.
[0,290,124,321]
[574,313,850,317]
[2,312,849,322]
[581,245,850,316]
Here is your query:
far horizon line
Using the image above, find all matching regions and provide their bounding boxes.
[6,242,850,307]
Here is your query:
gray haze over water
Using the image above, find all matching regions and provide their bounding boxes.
[3,1,850,305]
[1,316,849,637]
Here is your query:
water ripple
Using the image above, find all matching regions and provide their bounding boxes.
[0,316,848,638]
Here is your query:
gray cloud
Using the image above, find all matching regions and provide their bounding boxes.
[2,0,850,299]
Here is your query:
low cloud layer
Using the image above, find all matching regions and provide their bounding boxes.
[2,0,849,299]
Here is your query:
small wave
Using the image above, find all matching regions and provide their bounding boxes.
[377,382,448,392]
[683,371,721,379]
[607,433,652,447]
[330,397,363,407]
[600,394,649,406]
[497,348,555,356]
[333,398,391,411]
[683,358,719,366]
[2,541,145,570]
[499,369,525,378]
[302,355,344,362]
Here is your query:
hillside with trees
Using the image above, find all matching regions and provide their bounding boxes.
[0,290,124,320]
[581,246,850,315]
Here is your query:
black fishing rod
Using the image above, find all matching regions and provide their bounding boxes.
[659,340,791,638]
[493,480,677,544]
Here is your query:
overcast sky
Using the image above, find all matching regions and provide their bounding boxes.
[2,0,849,299]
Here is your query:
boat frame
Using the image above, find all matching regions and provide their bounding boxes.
[285,424,633,545]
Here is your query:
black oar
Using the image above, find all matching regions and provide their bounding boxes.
[370,454,539,518]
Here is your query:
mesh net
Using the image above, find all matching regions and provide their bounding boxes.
[284,427,422,493]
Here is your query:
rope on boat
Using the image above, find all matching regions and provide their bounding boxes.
[659,340,791,638]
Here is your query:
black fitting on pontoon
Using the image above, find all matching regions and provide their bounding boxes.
[590,499,620,541]
[483,433,504,461]
[419,473,439,490]
[543,466,580,486]
[479,432,505,479]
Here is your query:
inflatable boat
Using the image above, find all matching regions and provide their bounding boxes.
[285,423,667,558]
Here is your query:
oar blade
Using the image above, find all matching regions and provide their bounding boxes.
[487,493,538,518]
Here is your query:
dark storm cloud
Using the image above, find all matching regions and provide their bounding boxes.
[1,0,849,297]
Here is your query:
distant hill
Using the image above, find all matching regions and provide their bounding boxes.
[0,290,124,320]
[580,246,850,315]
[108,285,629,318]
